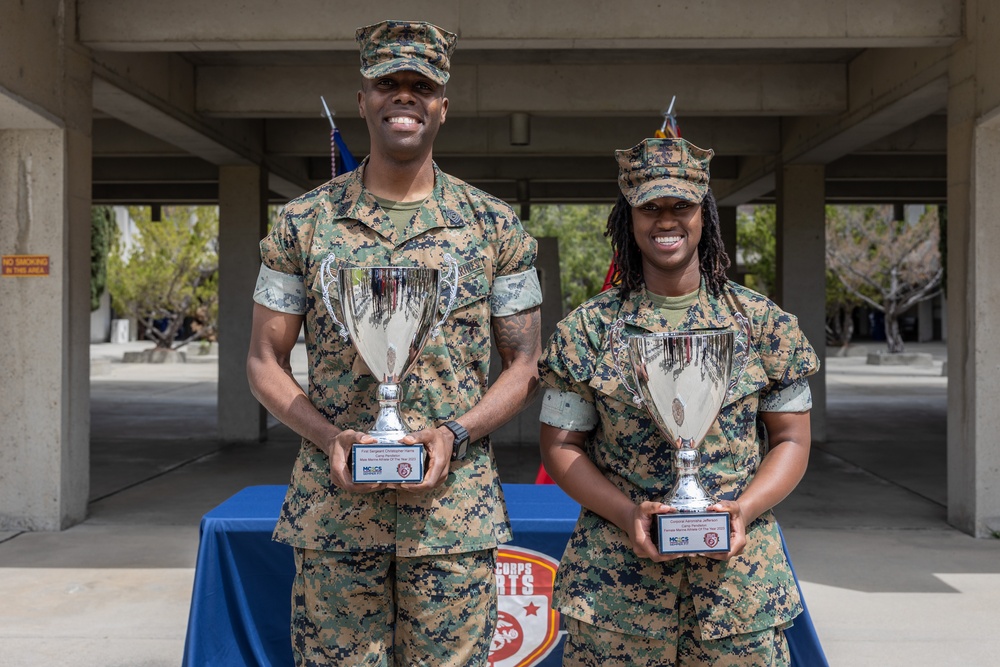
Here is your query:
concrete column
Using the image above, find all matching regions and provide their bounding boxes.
[946,0,1000,535]
[774,165,827,443]
[218,165,268,442]
[717,205,738,281]
[489,236,561,445]
[0,4,93,530]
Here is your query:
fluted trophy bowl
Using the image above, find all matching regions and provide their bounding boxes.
[617,327,736,554]
[320,257,458,483]
[339,265,441,439]
[627,330,734,511]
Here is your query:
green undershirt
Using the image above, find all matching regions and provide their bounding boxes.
[373,194,427,238]
[645,288,700,327]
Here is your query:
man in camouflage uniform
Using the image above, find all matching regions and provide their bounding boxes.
[538,138,818,666]
[247,20,542,667]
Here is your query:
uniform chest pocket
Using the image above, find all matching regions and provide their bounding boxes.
[725,349,769,407]
[436,258,491,367]
[719,351,770,477]
[589,358,639,411]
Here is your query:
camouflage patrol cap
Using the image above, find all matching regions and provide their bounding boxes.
[615,138,714,206]
[356,20,457,85]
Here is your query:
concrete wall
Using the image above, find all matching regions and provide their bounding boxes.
[0,1,93,530]
[0,127,92,530]
[76,0,961,49]
[946,0,1000,537]
[775,165,828,442]
[217,165,268,442]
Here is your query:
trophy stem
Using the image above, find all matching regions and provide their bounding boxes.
[368,382,408,442]
[666,447,714,512]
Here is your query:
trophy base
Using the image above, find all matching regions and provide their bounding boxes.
[655,512,731,555]
[351,443,425,484]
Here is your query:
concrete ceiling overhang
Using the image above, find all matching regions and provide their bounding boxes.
[0,86,62,130]
[79,0,961,209]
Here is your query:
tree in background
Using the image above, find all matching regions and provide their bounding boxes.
[523,204,614,314]
[267,204,283,232]
[106,206,219,350]
[826,205,942,354]
[90,205,115,311]
[825,261,866,353]
[736,205,777,297]
[737,204,866,351]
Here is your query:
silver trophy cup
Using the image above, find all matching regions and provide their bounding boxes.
[614,326,737,554]
[320,256,458,484]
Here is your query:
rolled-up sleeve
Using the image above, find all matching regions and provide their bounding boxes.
[539,388,598,431]
[491,268,542,316]
[488,203,541,316]
[760,377,813,412]
[538,308,602,433]
[253,264,307,315]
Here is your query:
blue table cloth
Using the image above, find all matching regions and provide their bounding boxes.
[183,485,827,666]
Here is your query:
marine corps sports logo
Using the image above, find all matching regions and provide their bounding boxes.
[704,532,720,548]
[489,546,562,666]
[397,462,412,479]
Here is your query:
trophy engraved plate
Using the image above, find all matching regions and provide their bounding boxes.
[617,328,737,555]
[656,512,731,555]
[320,257,459,484]
[352,444,426,484]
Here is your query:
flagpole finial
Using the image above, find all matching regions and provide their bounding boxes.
[656,95,680,139]
[320,96,337,130]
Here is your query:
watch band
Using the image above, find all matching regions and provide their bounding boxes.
[443,420,470,460]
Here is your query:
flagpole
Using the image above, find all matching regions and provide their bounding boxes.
[659,96,675,136]
[321,96,338,178]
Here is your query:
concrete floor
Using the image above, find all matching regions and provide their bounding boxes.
[1,341,999,666]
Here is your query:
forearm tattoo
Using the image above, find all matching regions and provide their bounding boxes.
[493,306,541,366]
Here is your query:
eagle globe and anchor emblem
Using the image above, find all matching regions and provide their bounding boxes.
[488,546,563,666]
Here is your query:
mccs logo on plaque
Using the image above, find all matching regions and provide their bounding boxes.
[489,546,562,666]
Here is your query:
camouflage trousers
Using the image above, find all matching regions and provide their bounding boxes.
[561,571,790,667]
[291,547,497,667]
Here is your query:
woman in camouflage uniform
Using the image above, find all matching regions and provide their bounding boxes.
[539,138,819,666]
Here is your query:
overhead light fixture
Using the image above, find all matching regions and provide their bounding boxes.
[510,112,530,146]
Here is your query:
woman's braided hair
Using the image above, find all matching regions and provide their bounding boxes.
[604,188,730,298]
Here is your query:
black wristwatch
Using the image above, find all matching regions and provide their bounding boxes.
[443,420,470,460]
